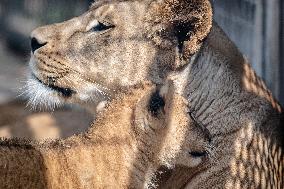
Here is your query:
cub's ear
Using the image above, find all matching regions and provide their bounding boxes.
[146,0,213,69]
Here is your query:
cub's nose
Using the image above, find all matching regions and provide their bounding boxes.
[31,37,47,53]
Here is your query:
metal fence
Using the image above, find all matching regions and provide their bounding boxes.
[213,0,284,105]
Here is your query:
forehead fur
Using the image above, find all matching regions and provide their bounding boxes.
[91,0,212,59]
[91,0,142,10]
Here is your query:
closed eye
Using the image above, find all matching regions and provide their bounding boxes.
[87,20,115,32]
[92,21,114,32]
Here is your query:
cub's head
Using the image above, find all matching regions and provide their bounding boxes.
[26,0,212,109]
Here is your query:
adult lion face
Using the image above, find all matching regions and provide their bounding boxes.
[26,0,212,109]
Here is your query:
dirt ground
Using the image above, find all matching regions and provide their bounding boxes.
[0,100,93,140]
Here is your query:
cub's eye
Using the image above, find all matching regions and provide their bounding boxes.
[87,20,115,32]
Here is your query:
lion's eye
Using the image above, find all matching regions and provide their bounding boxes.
[87,20,114,32]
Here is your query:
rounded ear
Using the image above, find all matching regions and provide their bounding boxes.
[146,0,213,69]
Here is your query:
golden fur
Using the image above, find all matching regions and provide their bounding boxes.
[26,0,212,110]
[0,83,208,188]
[0,0,283,188]
[163,24,284,188]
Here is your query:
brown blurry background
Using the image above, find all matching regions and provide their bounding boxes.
[0,0,283,139]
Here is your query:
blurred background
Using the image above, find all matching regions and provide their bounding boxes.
[0,0,283,139]
[0,0,93,104]
[0,0,93,140]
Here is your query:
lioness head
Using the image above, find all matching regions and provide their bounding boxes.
[26,0,212,109]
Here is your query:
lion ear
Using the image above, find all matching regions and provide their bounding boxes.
[148,0,213,69]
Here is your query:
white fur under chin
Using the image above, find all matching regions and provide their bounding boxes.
[23,78,63,110]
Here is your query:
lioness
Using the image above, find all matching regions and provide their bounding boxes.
[25,0,283,188]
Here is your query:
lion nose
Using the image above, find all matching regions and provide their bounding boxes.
[31,37,47,53]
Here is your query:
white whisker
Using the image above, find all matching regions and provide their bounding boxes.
[22,77,63,111]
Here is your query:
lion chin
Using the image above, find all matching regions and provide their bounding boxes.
[25,74,64,110]
[25,72,107,111]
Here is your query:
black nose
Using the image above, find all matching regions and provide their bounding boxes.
[31,37,47,53]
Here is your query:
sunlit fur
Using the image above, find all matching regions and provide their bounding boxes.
[162,23,283,188]
[25,0,212,110]
[0,83,209,188]
[11,0,283,188]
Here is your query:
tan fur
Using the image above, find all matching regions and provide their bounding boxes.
[162,24,284,188]
[1,0,283,188]
[27,0,212,109]
[0,83,208,188]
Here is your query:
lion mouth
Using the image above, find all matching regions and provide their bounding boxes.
[32,74,75,98]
